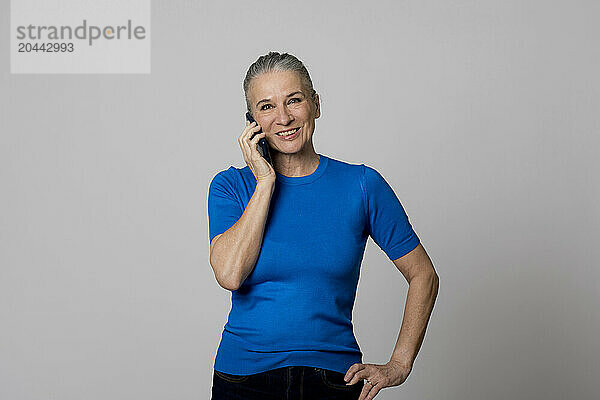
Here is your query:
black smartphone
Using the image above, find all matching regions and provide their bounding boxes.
[245,112,272,165]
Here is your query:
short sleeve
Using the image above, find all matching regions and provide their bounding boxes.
[207,168,243,243]
[361,165,420,260]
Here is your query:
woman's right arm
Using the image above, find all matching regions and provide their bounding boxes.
[209,119,276,291]
[210,179,274,290]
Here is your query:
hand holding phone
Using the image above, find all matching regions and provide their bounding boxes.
[246,112,272,165]
[240,112,275,183]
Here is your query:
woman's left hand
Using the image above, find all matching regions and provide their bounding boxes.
[344,360,412,400]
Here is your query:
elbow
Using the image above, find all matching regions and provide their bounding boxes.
[213,267,240,291]
[416,266,439,297]
[219,278,240,292]
[210,255,241,291]
[430,270,440,297]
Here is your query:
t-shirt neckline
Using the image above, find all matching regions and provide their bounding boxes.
[275,154,329,185]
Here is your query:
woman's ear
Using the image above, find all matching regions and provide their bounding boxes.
[314,93,321,119]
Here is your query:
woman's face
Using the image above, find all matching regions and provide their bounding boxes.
[248,70,320,155]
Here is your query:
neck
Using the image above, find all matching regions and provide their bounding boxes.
[272,146,320,177]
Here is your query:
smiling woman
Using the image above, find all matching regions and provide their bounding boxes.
[207,51,439,400]
[242,54,321,178]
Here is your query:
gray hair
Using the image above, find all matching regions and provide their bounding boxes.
[243,51,317,113]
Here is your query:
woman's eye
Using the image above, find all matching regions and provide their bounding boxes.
[260,104,272,110]
[289,98,301,104]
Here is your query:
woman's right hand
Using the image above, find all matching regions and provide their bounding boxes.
[238,120,276,184]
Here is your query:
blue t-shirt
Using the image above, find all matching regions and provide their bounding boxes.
[207,153,420,375]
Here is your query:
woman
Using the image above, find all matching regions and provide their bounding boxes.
[208,52,439,400]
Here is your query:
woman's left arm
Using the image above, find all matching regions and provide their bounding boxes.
[344,243,439,399]
[388,242,439,367]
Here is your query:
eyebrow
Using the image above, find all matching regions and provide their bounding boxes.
[255,91,306,107]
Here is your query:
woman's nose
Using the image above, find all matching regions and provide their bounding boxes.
[276,105,293,125]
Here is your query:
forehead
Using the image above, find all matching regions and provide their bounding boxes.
[249,70,305,99]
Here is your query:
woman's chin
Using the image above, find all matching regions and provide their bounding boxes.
[273,143,305,154]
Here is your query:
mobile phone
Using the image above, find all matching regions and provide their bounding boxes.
[245,112,272,165]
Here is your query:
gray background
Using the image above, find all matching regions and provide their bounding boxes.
[1,1,598,399]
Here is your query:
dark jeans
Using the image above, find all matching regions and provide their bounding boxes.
[211,365,365,400]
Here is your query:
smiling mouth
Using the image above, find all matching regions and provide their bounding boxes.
[275,127,300,137]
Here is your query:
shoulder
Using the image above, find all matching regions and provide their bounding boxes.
[209,165,245,191]
[323,155,385,177]
[320,154,390,189]
[359,163,397,196]
[362,163,385,182]
[322,154,365,175]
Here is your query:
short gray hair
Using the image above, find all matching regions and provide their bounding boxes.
[243,51,317,113]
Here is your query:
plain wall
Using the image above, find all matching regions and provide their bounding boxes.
[1,1,599,399]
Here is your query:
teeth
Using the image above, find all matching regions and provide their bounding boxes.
[276,128,298,136]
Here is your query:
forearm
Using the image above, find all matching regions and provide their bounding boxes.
[389,271,439,367]
[210,180,275,290]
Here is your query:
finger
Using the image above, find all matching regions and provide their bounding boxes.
[241,134,252,160]
[244,130,265,154]
[244,121,259,135]
[362,381,383,400]
[239,121,258,142]
[358,383,367,400]
[239,122,258,149]
[245,132,267,165]
[239,121,251,141]
[344,363,362,380]
[249,135,270,168]
[245,131,267,158]
[245,129,262,148]
[245,130,262,145]
[359,382,372,400]
[345,364,366,383]
[239,129,253,165]
[245,123,261,138]
[249,131,266,146]
[238,132,251,161]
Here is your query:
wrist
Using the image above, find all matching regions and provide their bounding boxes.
[255,178,275,192]
[388,357,413,370]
